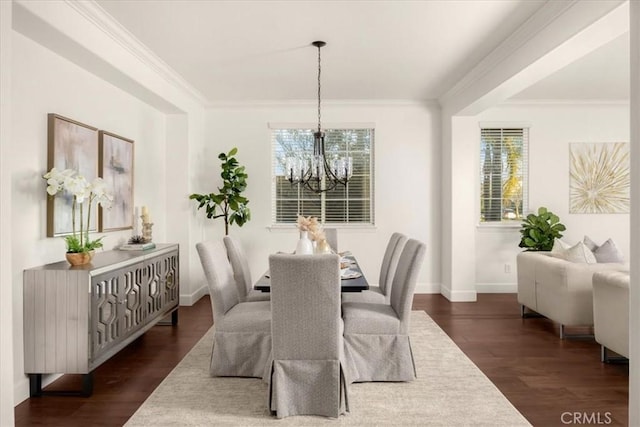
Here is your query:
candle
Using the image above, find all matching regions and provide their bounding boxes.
[133,207,140,234]
[141,206,148,216]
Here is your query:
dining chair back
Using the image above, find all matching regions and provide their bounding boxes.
[324,227,338,252]
[196,240,271,378]
[197,239,240,318]
[389,238,427,334]
[341,232,407,305]
[224,235,269,302]
[342,238,426,382]
[379,232,408,297]
[267,253,348,418]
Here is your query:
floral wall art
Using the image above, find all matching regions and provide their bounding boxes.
[569,142,630,214]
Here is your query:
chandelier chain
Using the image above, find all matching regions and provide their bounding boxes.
[317,44,322,133]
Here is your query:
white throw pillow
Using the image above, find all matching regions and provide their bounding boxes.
[563,242,597,264]
[593,238,624,263]
[583,236,625,263]
[549,239,571,259]
[583,235,599,253]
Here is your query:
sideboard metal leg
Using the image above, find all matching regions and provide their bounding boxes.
[81,372,94,396]
[28,372,93,397]
[172,309,178,325]
[29,374,43,397]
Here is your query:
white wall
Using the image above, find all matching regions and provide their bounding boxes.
[10,32,168,403]
[474,102,630,291]
[197,102,441,293]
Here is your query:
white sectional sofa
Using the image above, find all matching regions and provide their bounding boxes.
[516,251,628,338]
[593,270,630,362]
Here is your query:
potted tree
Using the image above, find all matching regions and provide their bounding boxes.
[518,206,566,251]
[189,148,251,235]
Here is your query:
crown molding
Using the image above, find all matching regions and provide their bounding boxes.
[438,0,626,113]
[438,0,578,106]
[66,0,209,106]
[500,98,630,106]
[206,99,439,109]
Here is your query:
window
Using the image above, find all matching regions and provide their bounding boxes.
[271,127,374,225]
[480,127,529,223]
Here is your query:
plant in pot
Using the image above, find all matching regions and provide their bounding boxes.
[518,206,566,251]
[189,148,251,235]
[43,167,114,265]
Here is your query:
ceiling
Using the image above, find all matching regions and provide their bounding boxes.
[95,0,629,104]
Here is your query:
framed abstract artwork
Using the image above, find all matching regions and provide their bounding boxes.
[46,114,99,237]
[99,131,134,231]
[569,142,630,214]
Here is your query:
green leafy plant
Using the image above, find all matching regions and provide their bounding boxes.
[189,148,251,235]
[518,207,566,251]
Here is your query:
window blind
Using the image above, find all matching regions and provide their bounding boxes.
[480,127,529,222]
[271,128,374,225]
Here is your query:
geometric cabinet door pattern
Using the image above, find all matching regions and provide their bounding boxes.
[91,250,180,360]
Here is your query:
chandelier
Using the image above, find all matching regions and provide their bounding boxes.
[284,41,352,193]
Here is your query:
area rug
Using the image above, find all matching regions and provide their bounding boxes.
[125,311,531,426]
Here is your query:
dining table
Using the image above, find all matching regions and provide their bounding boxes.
[254,252,369,292]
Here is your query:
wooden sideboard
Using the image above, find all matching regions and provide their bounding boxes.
[23,244,179,396]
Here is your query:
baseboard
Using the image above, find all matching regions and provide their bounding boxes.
[415,282,441,294]
[475,283,517,293]
[440,284,478,302]
[179,284,208,306]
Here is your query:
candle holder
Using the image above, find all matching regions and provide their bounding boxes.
[141,216,154,243]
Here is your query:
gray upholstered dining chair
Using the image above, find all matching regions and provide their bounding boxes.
[342,238,426,383]
[223,235,270,302]
[341,232,408,304]
[324,227,338,252]
[267,253,349,419]
[196,240,271,378]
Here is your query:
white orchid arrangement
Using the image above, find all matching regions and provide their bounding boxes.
[43,167,114,253]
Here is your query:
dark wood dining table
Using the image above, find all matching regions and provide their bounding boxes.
[253,254,369,292]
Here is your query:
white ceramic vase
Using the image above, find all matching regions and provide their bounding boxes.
[296,231,314,255]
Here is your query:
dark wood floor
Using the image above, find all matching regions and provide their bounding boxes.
[15,294,628,426]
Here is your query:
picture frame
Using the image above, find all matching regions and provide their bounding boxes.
[46,114,99,237]
[99,131,134,231]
